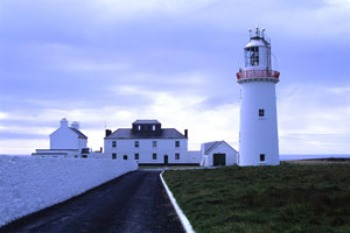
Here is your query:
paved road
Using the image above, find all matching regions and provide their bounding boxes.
[0,171,185,233]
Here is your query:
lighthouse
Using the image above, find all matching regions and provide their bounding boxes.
[236,28,280,166]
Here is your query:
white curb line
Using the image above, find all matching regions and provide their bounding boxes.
[160,171,195,233]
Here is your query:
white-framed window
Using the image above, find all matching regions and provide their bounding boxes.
[175,141,180,148]
[134,153,139,160]
[152,141,157,148]
[135,141,139,148]
[175,153,180,160]
[112,141,117,148]
[112,153,117,159]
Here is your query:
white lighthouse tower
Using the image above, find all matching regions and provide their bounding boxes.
[236,28,280,166]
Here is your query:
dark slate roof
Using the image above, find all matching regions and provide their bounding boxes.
[106,128,186,139]
[70,127,88,139]
[133,120,160,124]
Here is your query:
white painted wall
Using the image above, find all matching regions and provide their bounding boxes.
[33,149,81,158]
[201,142,238,167]
[50,119,87,150]
[239,81,279,166]
[104,138,188,164]
[187,151,201,164]
[0,155,138,227]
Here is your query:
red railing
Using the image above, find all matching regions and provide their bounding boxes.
[236,70,280,80]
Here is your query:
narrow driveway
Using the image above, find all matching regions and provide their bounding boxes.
[0,171,185,233]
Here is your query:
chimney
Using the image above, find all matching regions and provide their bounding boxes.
[184,129,188,138]
[105,129,112,137]
[71,121,80,130]
[60,118,68,128]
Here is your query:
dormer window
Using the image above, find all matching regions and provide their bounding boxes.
[131,120,161,135]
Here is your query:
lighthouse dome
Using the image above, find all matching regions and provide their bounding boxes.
[244,39,267,49]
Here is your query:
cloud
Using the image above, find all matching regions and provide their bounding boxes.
[278,84,350,154]
[1,0,350,155]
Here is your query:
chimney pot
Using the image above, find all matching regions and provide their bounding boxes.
[105,129,112,137]
[184,129,188,138]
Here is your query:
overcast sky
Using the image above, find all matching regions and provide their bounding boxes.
[1,0,350,155]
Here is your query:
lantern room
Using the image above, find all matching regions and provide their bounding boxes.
[244,28,272,71]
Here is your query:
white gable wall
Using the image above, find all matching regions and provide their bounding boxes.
[50,127,87,150]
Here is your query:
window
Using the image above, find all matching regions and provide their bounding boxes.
[152,153,157,160]
[123,155,128,160]
[152,141,157,148]
[175,141,180,148]
[260,154,266,162]
[112,153,117,159]
[135,141,139,148]
[175,153,180,160]
[134,153,139,160]
[112,141,117,148]
[259,109,265,117]
[245,46,259,66]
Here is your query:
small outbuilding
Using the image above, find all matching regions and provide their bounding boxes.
[200,141,238,167]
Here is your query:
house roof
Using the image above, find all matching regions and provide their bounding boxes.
[70,127,88,139]
[105,128,186,139]
[202,141,237,155]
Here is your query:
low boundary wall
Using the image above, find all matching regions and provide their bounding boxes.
[0,156,138,227]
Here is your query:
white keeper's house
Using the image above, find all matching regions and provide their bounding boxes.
[104,120,197,165]
[33,118,90,158]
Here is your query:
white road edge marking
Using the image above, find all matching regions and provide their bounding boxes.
[160,171,195,233]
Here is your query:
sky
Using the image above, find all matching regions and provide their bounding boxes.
[1,0,350,155]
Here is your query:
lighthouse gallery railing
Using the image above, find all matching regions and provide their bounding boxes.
[236,70,280,79]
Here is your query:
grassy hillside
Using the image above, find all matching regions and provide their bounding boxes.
[163,163,350,233]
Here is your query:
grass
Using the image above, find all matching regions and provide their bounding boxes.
[163,163,350,233]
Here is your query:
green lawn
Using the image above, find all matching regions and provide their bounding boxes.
[163,163,350,233]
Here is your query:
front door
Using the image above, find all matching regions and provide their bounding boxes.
[164,155,169,165]
[213,153,226,166]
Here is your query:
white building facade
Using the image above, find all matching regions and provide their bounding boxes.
[50,118,87,151]
[236,28,280,166]
[104,120,194,165]
[200,141,238,167]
